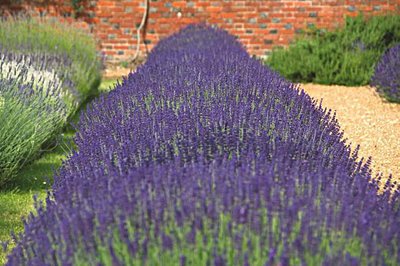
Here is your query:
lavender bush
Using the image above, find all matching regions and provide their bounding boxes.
[0,50,78,109]
[0,16,102,103]
[0,15,102,185]
[0,48,82,184]
[5,25,400,265]
[371,44,400,103]
[0,68,67,185]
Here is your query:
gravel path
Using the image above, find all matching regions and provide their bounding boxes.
[301,83,400,183]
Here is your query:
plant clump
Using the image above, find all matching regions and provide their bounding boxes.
[5,25,400,265]
[0,15,102,105]
[0,15,102,185]
[371,44,400,103]
[0,51,68,184]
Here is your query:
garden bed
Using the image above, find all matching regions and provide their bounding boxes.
[6,25,399,265]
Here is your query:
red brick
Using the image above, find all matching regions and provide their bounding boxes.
[104,50,116,55]
[114,45,129,50]
[346,11,359,17]
[172,1,186,8]
[253,29,270,34]
[111,7,124,12]
[221,13,235,18]
[196,2,210,7]
[206,6,223,12]
[98,1,115,7]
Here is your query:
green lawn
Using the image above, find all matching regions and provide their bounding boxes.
[100,79,118,93]
[0,133,71,264]
[0,79,118,265]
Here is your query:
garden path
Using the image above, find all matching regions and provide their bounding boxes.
[301,84,400,183]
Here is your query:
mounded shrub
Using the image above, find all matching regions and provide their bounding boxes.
[0,16,102,185]
[266,14,400,86]
[5,25,400,265]
[371,44,400,103]
[0,55,67,184]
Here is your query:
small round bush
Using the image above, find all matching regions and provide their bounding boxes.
[371,44,400,103]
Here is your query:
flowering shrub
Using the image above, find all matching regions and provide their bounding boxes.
[0,48,79,184]
[0,15,102,184]
[371,44,400,103]
[0,52,77,106]
[5,25,400,265]
[0,67,67,184]
[0,16,102,103]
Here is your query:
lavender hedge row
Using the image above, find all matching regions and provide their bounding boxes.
[5,25,400,265]
[371,44,400,103]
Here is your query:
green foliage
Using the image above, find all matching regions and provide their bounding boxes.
[71,0,87,17]
[0,190,47,265]
[71,212,383,265]
[119,60,129,68]
[0,131,73,265]
[266,13,400,86]
[99,79,118,93]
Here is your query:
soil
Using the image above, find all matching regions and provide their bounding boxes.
[102,56,147,80]
[102,66,132,80]
[102,65,400,183]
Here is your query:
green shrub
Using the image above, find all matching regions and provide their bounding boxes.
[266,13,400,86]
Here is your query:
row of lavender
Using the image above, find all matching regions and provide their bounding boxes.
[0,17,102,185]
[6,25,400,265]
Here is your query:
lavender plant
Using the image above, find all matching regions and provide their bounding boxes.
[371,44,400,103]
[0,49,77,184]
[5,25,400,265]
[0,77,67,185]
[0,15,102,185]
[0,15,102,103]
[0,51,78,110]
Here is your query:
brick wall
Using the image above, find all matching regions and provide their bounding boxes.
[2,0,399,62]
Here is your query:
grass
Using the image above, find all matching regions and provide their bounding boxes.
[0,137,69,264]
[99,78,118,93]
[0,79,118,265]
